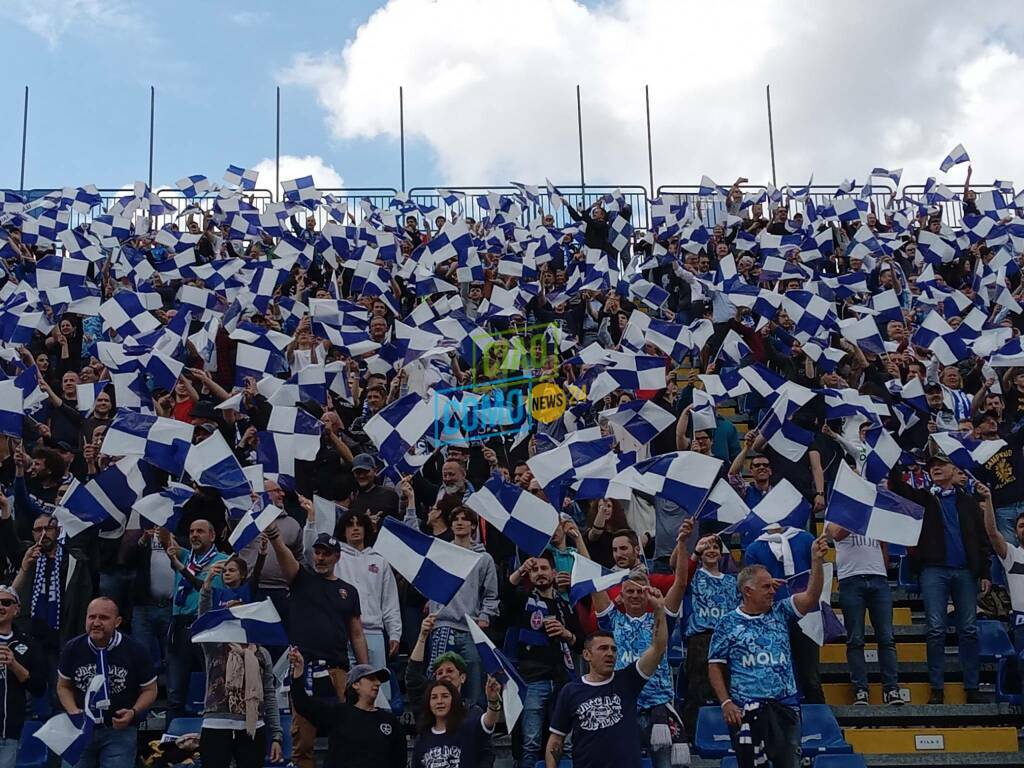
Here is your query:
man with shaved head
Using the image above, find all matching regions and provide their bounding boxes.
[164,518,228,723]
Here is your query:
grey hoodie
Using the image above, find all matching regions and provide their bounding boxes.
[427,542,500,630]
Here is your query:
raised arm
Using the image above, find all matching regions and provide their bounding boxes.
[637,588,668,678]
[792,536,828,615]
[675,404,692,451]
[665,518,694,613]
[978,483,1007,559]
[266,521,300,583]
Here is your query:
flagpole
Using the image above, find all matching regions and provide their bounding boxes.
[19,86,28,191]
[399,86,406,191]
[645,84,654,198]
[148,85,155,190]
[576,84,585,196]
[766,84,777,187]
[276,86,281,202]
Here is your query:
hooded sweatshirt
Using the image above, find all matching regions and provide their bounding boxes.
[427,542,500,630]
[333,540,402,638]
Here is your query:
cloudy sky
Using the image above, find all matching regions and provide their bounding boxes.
[3,0,1022,195]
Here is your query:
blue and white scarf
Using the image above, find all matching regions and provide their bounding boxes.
[173,547,219,608]
[86,630,122,721]
[30,545,63,631]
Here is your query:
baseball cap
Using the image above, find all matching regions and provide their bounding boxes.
[312,533,341,554]
[351,454,376,472]
[347,663,390,686]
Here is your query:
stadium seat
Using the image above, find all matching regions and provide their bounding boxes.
[166,717,204,737]
[990,554,1008,589]
[799,704,853,755]
[719,757,739,768]
[977,619,1014,661]
[533,761,570,768]
[16,721,47,768]
[813,756,867,768]
[186,670,207,714]
[896,556,919,594]
[266,713,292,766]
[667,620,683,666]
[695,705,733,758]
[995,657,1022,705]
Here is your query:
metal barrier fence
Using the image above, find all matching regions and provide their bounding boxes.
[655,185,768,227]
[902,183,1002,226]
[409,185,652,230]
[315,188,398,227]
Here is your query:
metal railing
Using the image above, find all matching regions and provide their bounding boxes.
[655,185,768,227]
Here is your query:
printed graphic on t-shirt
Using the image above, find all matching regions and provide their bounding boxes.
[420,745,461,768]
[71,663,128,695]
[576,693,623,731]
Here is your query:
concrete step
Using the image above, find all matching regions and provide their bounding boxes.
[843,726,1019,755]
[824,681,969,706]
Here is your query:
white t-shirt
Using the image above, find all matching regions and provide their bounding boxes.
[835,534,887,581]
[997,543,1024,613]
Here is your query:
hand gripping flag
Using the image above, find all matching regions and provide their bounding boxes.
[465,615,527,731]
[190,598,289,646]
[229,502,282,553]
[569,552,631,604]
[32,675,107,764]
[374,517,483,605]
[132,482,195,530]
[826,462,924,546]
[465,477,559,556]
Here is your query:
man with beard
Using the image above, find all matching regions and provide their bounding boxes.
[506,551,583,768]
[348,454,400,523]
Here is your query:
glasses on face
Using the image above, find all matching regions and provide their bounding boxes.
[0,599,16,607]
[752,463,770,470]
[32,523,56,535]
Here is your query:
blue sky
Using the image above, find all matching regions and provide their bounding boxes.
[0,0,430,192]
[3,0,1024,195]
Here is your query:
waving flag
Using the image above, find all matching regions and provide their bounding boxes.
[570,553,630,604]
[224,164,259,190]
[133,483,195,530]
[465,477,558,556]
[826,462,924,546]
[600,400,676,446]
[931,432,1006,470]
[229,502,282,552]
[375,517,482,604]
[364,393,435,465]
[281,175,319,207]
[0,380,23,437]
[616,451,723,512]
[99,293,161,338]
[789,563,845,645]
[191,598,289,645]
[101,411,195,475]
[756,393,814,462]
[989,336,1024,367]
[940,143,970,173]
[32,675,107,764]
[466,615,527,731]
[58,458,147,538]
[698,479,751,525]
[722,479,810,538]
[185,431,248,492]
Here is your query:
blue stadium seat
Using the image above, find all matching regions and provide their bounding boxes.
[16,721,47,768]
[719,757,739,768]
[896,556,919,594]
[186,671,206,714]
[995,657,1022,706]
[166,717,204,737]
[990,554,1008,589]
[977,620,1014,661]
[813,756,867,768]
[266,713,292,766]
[695,706,733,758]
[533,761,570,768]
[799,704,853,755]
[668,620,683,666]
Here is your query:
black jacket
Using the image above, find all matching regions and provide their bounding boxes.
[0,629,46,739]
[888,469,990,578]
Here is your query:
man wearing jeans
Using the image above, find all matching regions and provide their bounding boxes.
[506,552,582,768]
[826,524,902,705]
[708,537,829,768]
[889,457,990,704]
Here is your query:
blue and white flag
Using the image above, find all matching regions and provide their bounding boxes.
[789,563,845,646]
[826,462,924,546]
[224,164,259,190]
[364,393,436,465]
[229,502,282,553]
[58,458,146,538]
[862,424,903,484]
[465,477,558,556]
[190,598,289,646]
[716,329,751,366]
[176,174,213,198]
[838,315,886,356]
[466,615,527,731]
[185,431,249,492]
[132,482,195,530]
[101,411,195,475]
[886,376,930,415]
[931,431,1006,470]
[99,293,160,338]
[939,143,970,173]
[871,167,903,187]
[599,399,676,446]
[569,552,630,604]
[375,518,483,605]
[615,451,723,512]
[0,380,23,437]
[281,175,319,207]
[722,479,810,538]
[698,479,750,525]
[756,393,814,462]
[989,336,1024,367]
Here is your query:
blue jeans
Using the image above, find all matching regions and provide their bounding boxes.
[518,681,556,768]
[837,574,898,690]
[637,710,672,768]
[65,727,137,768]
[428,626,483,707]
[166,615,201,722]
[920,566,979,690]
[995,502,1024,545]
[0,738,17,768]
[349,628,391,708]
[132,603,171,672]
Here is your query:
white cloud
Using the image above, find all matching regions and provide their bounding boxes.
[251,154,345,198]
[281,0,1024,190]
[1,0,143,47]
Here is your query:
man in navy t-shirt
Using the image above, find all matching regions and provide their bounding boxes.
[708,535,828,768]
[546,587,668,768]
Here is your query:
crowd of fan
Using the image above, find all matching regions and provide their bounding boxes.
[0,162,1022,768]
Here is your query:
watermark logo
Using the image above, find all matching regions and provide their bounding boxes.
[432,323,582,444]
